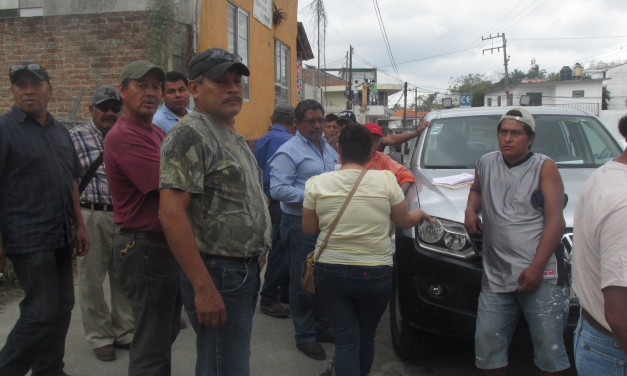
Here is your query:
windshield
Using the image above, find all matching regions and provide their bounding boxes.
[422,114,622,168]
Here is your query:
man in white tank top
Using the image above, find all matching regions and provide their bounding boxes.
[465,107,570,376]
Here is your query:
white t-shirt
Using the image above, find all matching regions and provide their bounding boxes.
[303,169,405,266]
[572,160,627,331]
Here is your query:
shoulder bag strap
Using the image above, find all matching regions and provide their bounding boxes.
[78,152,104,195]
[313,168,367,263]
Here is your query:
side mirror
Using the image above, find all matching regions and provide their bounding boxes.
[519,95,531,106]
[442,98,453,108]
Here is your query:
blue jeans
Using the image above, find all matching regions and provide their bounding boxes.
[259,200,289,306]
[315,263,392,376]
[574,316,627,375]
[475,282,570,372]
[0,247,74,376]
[282,214,332,344]
[113,232,182,376]
[180,255,260,376]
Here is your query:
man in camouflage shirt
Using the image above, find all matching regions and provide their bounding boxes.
[159,48,271,376]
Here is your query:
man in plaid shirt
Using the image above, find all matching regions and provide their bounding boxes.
[69,86,134,362]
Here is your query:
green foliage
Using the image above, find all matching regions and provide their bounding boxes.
[147,0,175,67]
[449,74,495,107]
[527,63,547,79]
[602,86,611,110]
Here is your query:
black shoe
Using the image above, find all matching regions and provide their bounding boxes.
[316,334,335,343]
[93,344,116,361]
[113,340,131,350]
[260,303,291,318]
[296,341,326,361]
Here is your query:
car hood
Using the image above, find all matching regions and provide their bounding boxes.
[408,167,594,230]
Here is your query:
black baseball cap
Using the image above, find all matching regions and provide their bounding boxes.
[337,110,357,123]
[9,62,50,84]
[188,48,250,80]
[92,85,121,105]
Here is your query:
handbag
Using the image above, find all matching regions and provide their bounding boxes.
[301,169,367,293]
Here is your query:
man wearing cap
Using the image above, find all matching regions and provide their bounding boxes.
[254,105,296,319]
[104,60,182,375]
[159,47,271,375]
[269,99,338,361]
[69,85,134,362]
[153,71,192,133]
[465,108,569,375]
[0,62,89,375]
[363,123,415,193]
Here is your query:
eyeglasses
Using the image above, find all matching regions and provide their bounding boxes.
[95,103,122,113]
[10,63,42,74]
[301,118,326,126]
[207,49,243,63]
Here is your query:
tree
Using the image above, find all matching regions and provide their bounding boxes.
[527,63,546,79]
[546,72,560,81]
[448,74,495,107]
[509,69,526,84]
[602,86,611,110]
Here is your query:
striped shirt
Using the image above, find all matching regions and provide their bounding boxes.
[69,120,113,205]
[269,131,338,216]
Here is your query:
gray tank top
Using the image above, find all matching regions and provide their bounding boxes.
[478,151,559,292]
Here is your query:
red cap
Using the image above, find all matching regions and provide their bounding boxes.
[363,123,383,136]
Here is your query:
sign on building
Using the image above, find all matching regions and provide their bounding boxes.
[460,93,472,108]
[253,0,272,30]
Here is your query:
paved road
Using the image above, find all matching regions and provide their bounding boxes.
[0,277,577,376]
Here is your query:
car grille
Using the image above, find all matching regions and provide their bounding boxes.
[561,231,573,264]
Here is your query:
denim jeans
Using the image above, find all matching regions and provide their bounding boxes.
[0,247,74,376]
[259,200,289,306]
[180,255,260,376]
[574,316,627,375]
[314,263,392,376]
[282,214,332,344]
[113,232,182,376]
[475,282,570,372]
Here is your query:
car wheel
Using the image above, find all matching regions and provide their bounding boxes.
[390,266,440,360]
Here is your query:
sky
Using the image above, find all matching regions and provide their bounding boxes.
[298,0,627,105]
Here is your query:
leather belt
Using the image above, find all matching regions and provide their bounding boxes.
[80,202,114,212]
[582,308,613,337]
[119,228,167,243]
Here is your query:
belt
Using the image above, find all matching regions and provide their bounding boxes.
[119,228,167,243]
[80,202,114,212]
[201,253,260,263]
[582,308,613,337]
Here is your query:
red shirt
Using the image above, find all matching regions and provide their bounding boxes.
[104,117,165,231]
[365,151,415,186]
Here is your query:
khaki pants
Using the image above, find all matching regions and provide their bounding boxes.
[77,208,134,349]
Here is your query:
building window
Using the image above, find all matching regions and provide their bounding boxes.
[275,40,290,105]
[527,92,542,106]
[497,95,501,106]
[0,0,42,17]
[227,3,250,100]
[572,90,584,98]
[487,98,492,107]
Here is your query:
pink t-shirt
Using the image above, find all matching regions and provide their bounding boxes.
[104,116,165,231]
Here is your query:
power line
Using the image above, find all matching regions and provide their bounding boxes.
[371,0,402,84]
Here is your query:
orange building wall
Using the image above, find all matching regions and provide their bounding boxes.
[198,0,299,140]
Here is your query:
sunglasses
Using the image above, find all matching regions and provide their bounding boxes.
[10,63,42,75]
[206,49,243,63]
[95,103,122,113]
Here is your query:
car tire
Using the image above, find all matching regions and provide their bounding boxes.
[390,266,440,360]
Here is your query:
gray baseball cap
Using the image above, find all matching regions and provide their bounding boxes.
[92,85,120,105]
[500,107,535,131]
[120,60,166,83]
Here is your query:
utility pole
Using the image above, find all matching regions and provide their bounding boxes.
[348,45,353,110]
[482,33,510,88]
[402,82,408,133]
[414,87,418,127]
[316,0,321,95]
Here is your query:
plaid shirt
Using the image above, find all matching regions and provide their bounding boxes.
[69,120,113,205]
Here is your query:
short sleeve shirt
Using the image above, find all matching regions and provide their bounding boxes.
[0,105,81,254]
[160,110,271,258]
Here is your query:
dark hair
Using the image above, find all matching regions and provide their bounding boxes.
[619,116,627,140]
[338,124,372,164]
[166,71,189,86]
[325,113,338,122]
[294,99,324,121]
[271,104,295,125]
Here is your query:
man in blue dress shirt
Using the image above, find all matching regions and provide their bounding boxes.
[269,99,338,361]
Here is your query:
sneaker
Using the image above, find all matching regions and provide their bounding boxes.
[260,303,290,318]
[318,357,335,376]
[296,341,326,361]
[93,344,116,361]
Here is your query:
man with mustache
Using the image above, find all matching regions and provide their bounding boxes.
[69,85,134,362]
[104,61,182,375]
[0,61,89,376]
[153,71,191,133]
[269,99,338,360]
[159,48,271,375]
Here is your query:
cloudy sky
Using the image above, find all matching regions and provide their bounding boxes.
[298,0,627,103]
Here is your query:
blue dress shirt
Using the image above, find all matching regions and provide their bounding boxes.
[153,104,191,133]
[269,131,338,216]
[253,124,293,196]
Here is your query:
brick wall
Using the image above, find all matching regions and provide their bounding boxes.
[0,11,151,123]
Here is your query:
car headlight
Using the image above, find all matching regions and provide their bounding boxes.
[415,218,478,259]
